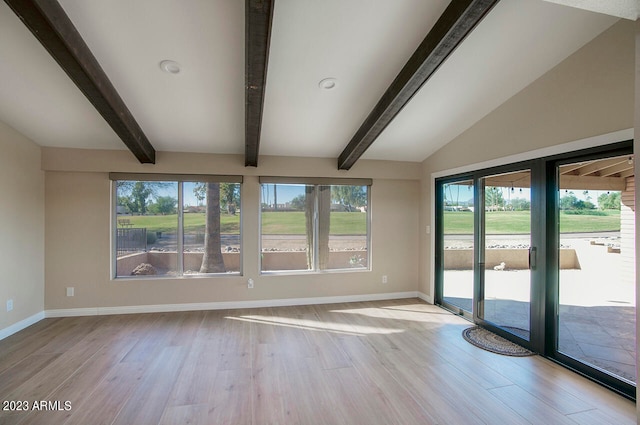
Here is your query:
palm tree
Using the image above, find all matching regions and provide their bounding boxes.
[304,186,331,269]
[200,183,225,273]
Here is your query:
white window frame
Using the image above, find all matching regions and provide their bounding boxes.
[110,173,243,279]
[259,177,372,274]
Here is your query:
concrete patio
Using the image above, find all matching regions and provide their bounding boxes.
[443,236,636,383]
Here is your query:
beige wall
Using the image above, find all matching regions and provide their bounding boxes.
[420,19,636,298]
[43,149,421,310]
[0,121,44,330]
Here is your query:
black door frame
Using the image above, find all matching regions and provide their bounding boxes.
[434,140,635,400]
[544,141,635,399]
[436,159,544,353]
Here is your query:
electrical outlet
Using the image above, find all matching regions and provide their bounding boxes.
[66,287,74,297]
[382,275,388,284]
[6,299,13,312]
[247,278,254,289]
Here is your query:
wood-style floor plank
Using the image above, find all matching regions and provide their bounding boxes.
[206,368,253,425]
[0,319,69,374]
[158,404,209,425]
[111,345,187,425]
[16,337,139,425]
[334,335,439,423]
[63,362,147,425]
[0,298,635,425]
[489,385,581,425]
[0,353,61,397]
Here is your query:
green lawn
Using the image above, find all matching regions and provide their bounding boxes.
[261,211,367,235]
[443,210,621,234]
[121,213,239,234]
[118,211,367,235]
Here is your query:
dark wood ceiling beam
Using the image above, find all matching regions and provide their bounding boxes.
[5,0,156,164]
[337,0,499,170]
[245,0,274,167]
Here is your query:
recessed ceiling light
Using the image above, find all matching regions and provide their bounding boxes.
[318,78,337,90]
[159,60,181,74]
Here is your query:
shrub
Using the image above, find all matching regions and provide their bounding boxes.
[146,231,157,244]
[561,210,607,216]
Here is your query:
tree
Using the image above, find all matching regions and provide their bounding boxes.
[485,187,504,209]
[598,191,621,210]
[200,183,225,273]
[560,191,578,210]
[510,198,530,211]
[117,196,133,214]
[149,196,177,215]
[560,191,595,210]
[193,184,205,206]
[220,183,240,215]
[303,186,331,269]
[304,187,315,269]
[317,186,331,268]
[290,194,306,211]
[331,186,366,211]
[130,182,153,214]
[444,183,461,207]
[116,181,170,214]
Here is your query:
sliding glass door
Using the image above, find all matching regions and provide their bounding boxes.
[554,153,636,394]
[439,179,475,318]
[435,141,635,399]
[478,170,532,341]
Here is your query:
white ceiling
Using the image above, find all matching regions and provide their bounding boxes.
[0,0,622,164]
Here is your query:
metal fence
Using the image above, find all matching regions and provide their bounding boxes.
[117,228,147,257]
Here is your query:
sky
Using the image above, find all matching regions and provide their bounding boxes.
[261,184,305,205]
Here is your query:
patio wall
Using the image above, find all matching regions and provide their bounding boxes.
[117,252,241,275]
[444,248,580,270]
[117,250,368,275]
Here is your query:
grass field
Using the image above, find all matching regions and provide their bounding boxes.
[261,212,366,235]
[119,211,367,235]
[443,210,621,234]
[119,213,239,234]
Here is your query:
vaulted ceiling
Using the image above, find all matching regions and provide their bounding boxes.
[0,0,631,169]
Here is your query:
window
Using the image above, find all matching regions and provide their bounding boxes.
[260,178,371,272]
[111,173,242,278]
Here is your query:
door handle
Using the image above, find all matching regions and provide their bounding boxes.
[529,247,537,269]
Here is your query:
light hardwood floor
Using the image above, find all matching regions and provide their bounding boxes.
[0,298,635,424]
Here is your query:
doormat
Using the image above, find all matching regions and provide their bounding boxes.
[462,326,534,357]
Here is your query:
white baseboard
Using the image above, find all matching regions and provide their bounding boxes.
[45,291,420,318]
[0,311,45,341]
[417,291,434,304]
[45,308,99,318]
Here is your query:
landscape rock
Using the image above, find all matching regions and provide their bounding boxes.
[131,263,157,275]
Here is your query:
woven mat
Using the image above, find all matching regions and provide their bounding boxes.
[462,326,534,357]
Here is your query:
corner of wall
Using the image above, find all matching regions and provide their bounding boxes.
[0,121,45,338]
